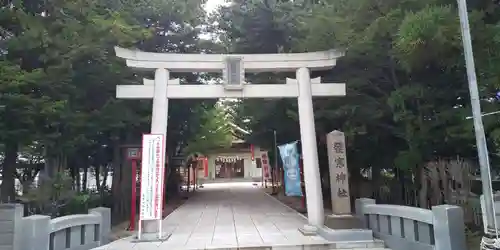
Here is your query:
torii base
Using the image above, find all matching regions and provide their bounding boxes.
[132,232,171,243]
[325,214,363,230]
[298,224,318,236]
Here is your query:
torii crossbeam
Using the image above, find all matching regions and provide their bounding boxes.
[116,77,345,99]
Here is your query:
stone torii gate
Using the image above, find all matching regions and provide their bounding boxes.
[114,47,345,240]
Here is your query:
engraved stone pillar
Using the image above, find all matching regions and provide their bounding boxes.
[325,130,362,229]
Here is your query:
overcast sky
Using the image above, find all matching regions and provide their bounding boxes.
[204,0,227,14]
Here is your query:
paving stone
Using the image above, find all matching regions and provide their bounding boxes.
[94,182,391,250]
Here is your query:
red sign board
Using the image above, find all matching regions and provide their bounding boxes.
[261,151,271,180]
[204,157,209,177]
[126,148,141,160]
[250,144,255,161]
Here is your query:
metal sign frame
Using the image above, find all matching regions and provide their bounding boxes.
[137,134,166,241]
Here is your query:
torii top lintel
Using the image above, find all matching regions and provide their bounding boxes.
[114,47,344,73]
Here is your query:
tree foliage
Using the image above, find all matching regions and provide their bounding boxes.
[0,0,214,221]
[213,0,500,199]
[183,104,233,155]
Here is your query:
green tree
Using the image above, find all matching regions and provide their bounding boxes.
[183,104,233,155]
[0,0,146,202]
[213,0,500,203]
[0,0,216,222]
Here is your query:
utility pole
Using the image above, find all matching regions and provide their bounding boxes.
[466,110,500,120]
[456,0,498,248]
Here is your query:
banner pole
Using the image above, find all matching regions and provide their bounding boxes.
[129,159,137,231]
[272,130,278,194]
[137,220,142,240]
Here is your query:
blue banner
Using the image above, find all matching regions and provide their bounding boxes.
[278,141,303,197]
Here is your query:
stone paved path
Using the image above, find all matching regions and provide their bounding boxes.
[97,182,333,249]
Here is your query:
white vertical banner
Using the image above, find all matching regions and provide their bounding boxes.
[140,134,165,220]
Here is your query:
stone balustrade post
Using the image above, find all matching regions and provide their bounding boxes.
[432,205,467,250]
[354,198,375,227]
[22,214,51,250]
[90,207,111,245]
[0,204,24,250]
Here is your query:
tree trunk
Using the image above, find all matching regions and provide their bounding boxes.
[70,155,81,192]
[42,147,54,180]
[21,181,31,195]
[117,131,133,224]
[99,164,109,203]
[69,160,77,190]
[348,166,362,199]
[397,168,407,205]
[419,166,429,209]
[19,162,41,195]
[111,129,123,221]
[75,162,81,192]
[0,142,18,202]
[371,166,382,198]
[101,166,109,191]
[414,164,425,208]
[20,169,38,195]
[82,164,88,192]
[61,153,68,173]
[95,165,101,191]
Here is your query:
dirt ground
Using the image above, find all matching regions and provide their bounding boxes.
[263,186,333,215]
[263,186,307,214]
[466,230,482,250]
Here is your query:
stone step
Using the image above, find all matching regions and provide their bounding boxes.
[330,239,386,249]
[187,245,391,250]
[234,245,391,250]
[225,240,388,250]
[334,249,391,250]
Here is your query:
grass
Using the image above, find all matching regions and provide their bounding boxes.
[467,233,482,250]
[466,226,484,250]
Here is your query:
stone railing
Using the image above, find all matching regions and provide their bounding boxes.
[355,198,467,250]
[0,204,110,250]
